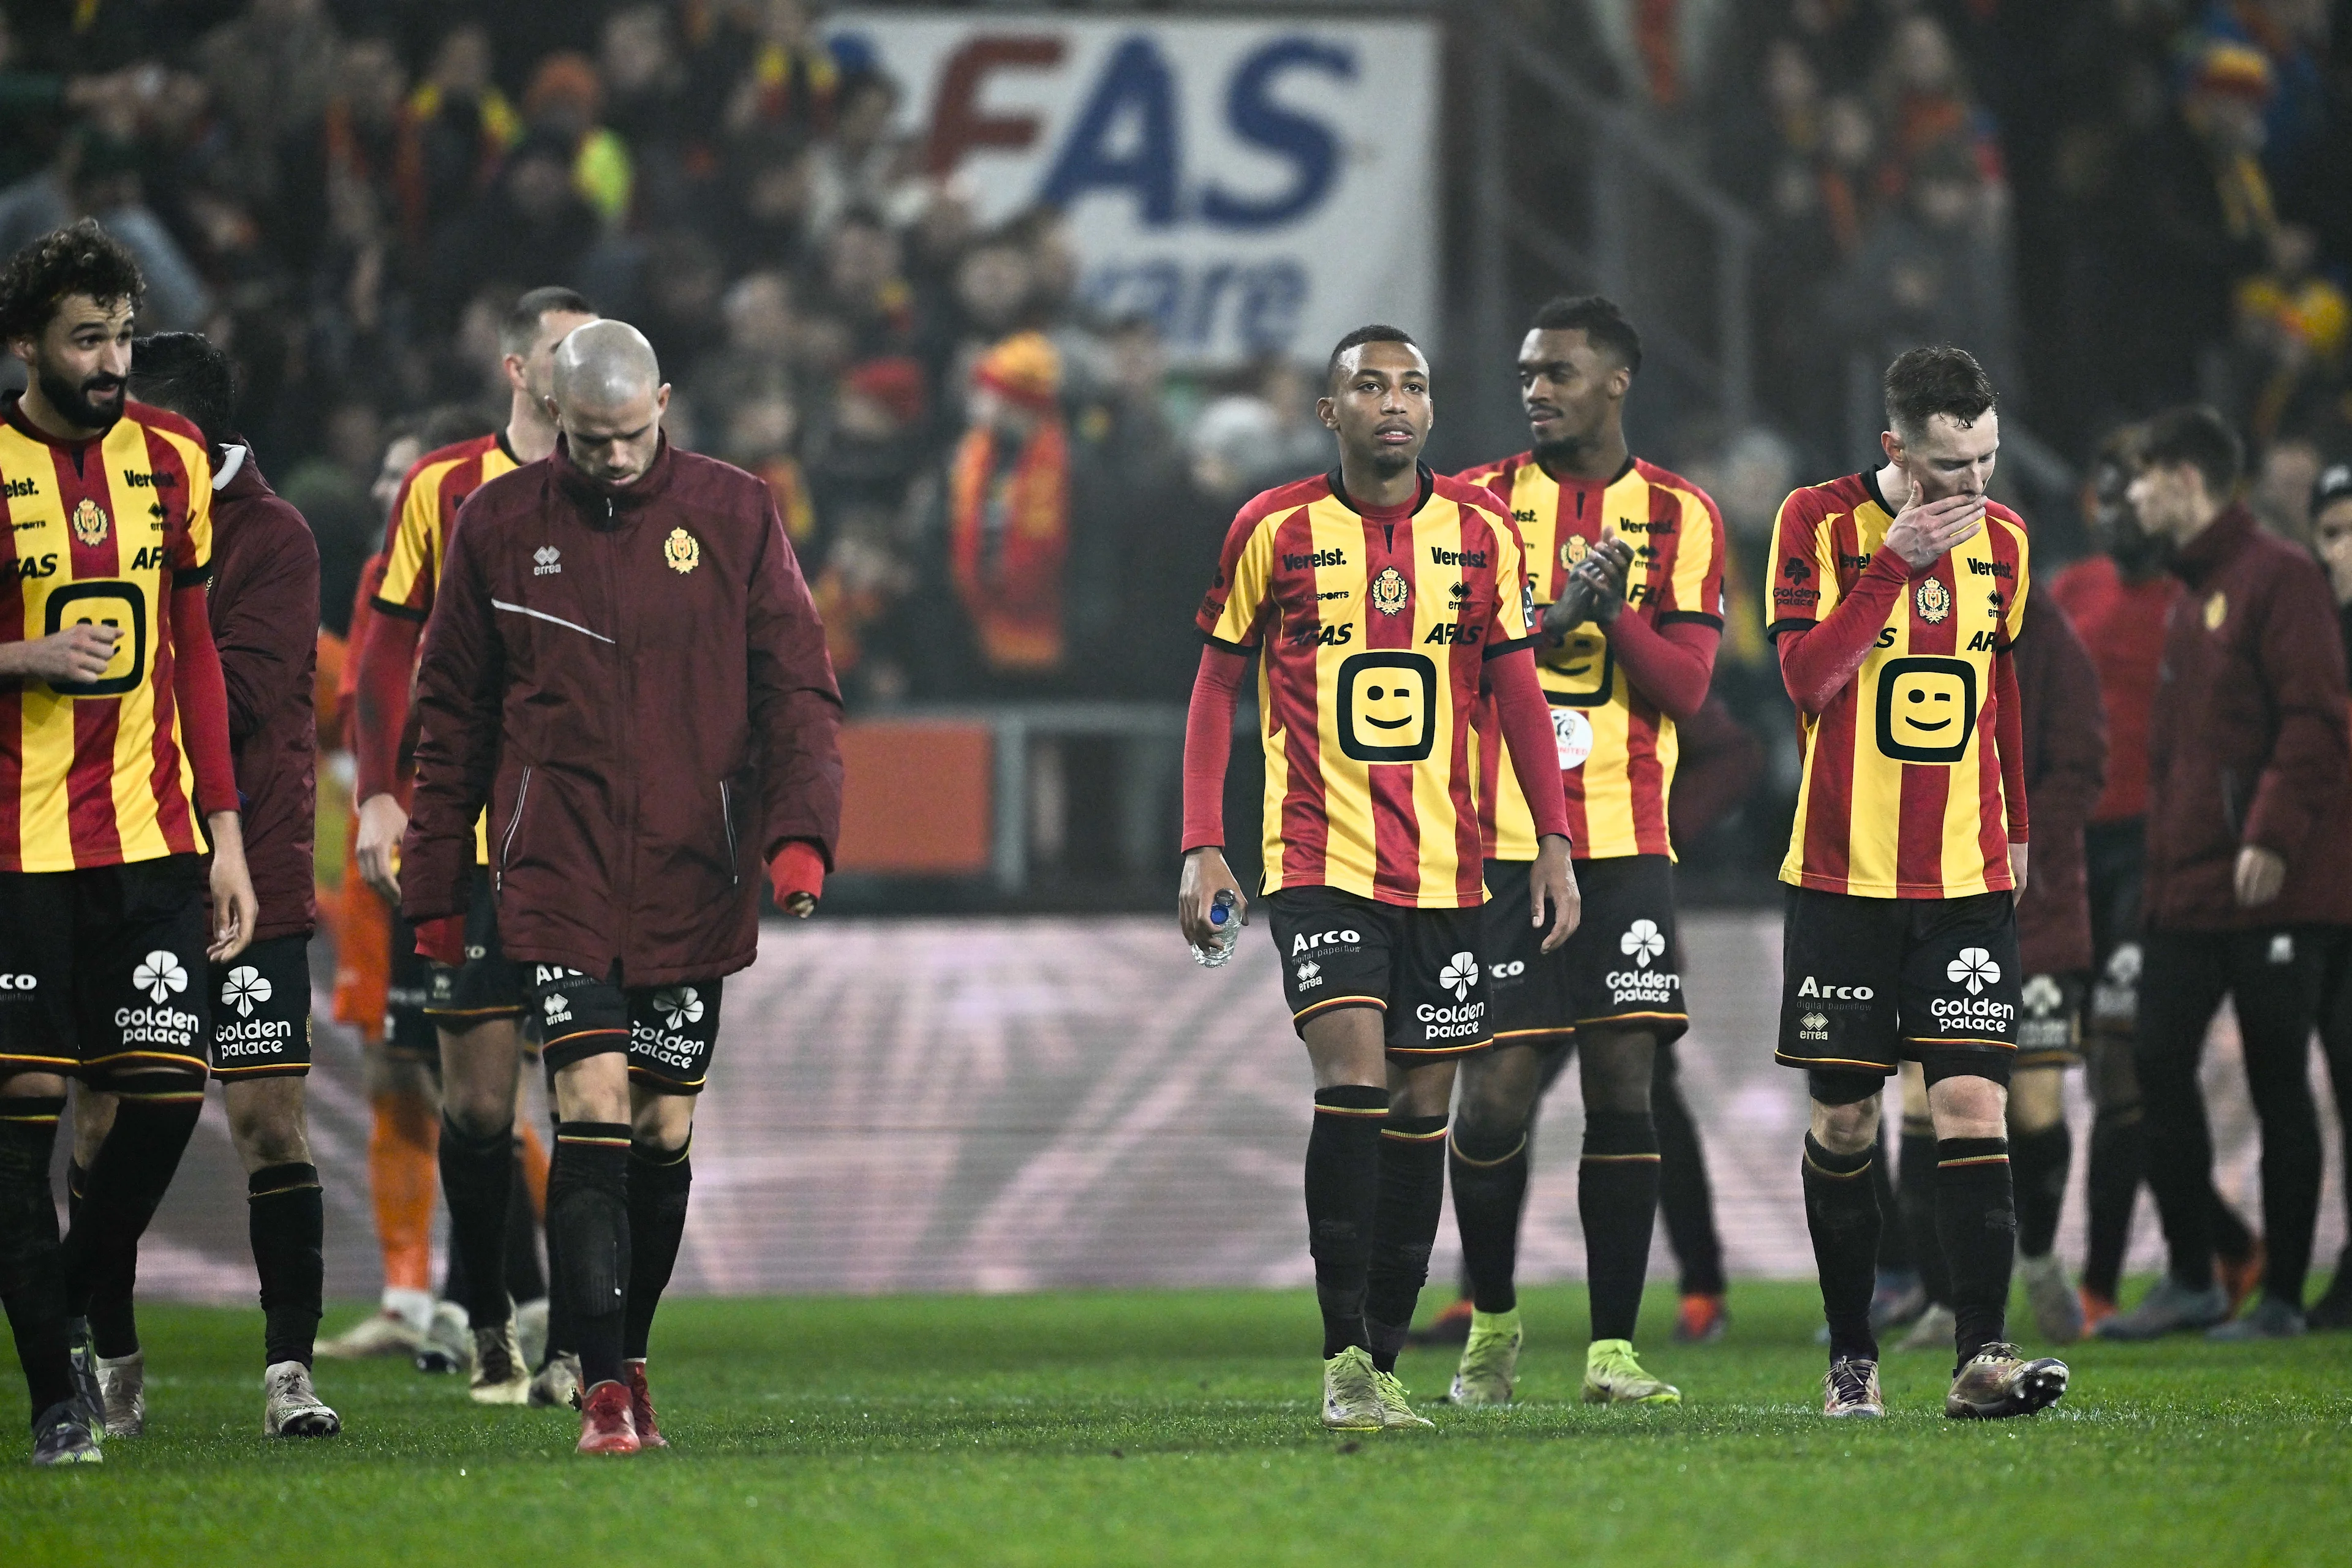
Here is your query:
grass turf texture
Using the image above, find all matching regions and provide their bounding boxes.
[7,1281,2350,1566]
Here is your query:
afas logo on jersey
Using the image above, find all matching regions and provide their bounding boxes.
[3,552,58,583]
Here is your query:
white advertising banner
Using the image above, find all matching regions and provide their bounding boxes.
[827,9,1439,366]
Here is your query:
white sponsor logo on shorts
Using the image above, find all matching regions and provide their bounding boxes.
[1947,948,2001,995]
[1931,995,2016,1025]
[1438,952,1480,1001]
[0,973,34,990]
[132,951,187,1004]
[2269,933,2295,965]
[1414,1000,1487,1039]
[113,1005,198,1050]
[1605,969,1680,1005]
[543,993,572,1026]
[630,1020,702,1071]
[1799,1011,1829,1041]
[2021,974,2064,1017]
[1796,976,1874,1001]
[1487,960,1525,980]
[654,987,703,1030]
[1619,919,1666,968]
[221,965,272,1019]
[216,1017,294,1054]
[1294,960,1324,990]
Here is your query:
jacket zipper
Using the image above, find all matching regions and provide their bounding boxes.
[496,766,533,892]
[719,780,740,886]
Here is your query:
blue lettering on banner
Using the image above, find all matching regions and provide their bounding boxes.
[1083,258,1308,353]
[1197,38,1352,228]
[1039,36,1181,225]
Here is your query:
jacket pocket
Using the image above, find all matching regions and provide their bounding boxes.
[718,778,741,887]
[496,765,533,892]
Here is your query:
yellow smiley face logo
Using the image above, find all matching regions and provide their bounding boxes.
[1875,655,1977,763]
[41,579,146,696]
[1539,627,1614,705]
[1338,650,1438,762]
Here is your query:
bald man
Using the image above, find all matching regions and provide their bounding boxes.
[401,321,843,1453]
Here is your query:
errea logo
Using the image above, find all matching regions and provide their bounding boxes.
[533,546,562,576]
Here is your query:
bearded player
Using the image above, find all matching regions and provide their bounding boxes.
[1768,345,2067,1419]
[1444,296,1725,1407]
[1179,325,1577,1431]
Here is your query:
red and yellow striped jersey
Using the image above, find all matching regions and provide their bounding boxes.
[0,397,215,872]
[1196,467,1536,908]
[1768,472,2030,899]
[1461,453,1727,862]
[371,432,518,622]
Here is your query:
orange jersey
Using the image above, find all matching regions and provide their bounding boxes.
[1461,453,1727,862]
[1196,466,1536,909]
[1768,472,2029,899]
[371,432,519,623]
[0,399,215,872]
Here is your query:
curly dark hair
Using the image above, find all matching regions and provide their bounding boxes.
[0,218,145,342]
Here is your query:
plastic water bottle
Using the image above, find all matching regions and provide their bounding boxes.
[1191,888,1242,967]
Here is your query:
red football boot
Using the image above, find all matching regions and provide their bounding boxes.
[625,1360,666,1449]
[576,1379,639,1455]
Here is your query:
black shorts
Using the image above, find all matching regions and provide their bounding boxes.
[2016,971,2086,1068]
[1776,886,2021,1079]
[383,908,436,1061]
[527,965,724,1094]
[0,856,210,1088]
[1265,886,1490,1060]
[2084,819,2145,1041]
[209,932,312,1079]
[1482,854,1688,1046]
[423,866,526,1027]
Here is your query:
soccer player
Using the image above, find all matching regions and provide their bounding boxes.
[401,321,842,1454]
[352,287,597,1403]
[2101,405,2351,1342]
[1766,345,2066,1419]
[1178,325,1577,1431]
[1890,589,2105,1352]
[62,332,339,1436]
[2310,461,2352,1332]
[0,222,257,1464]
[1444,296,1725,1406]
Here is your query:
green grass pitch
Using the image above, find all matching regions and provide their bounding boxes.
[8,1281,2350,1566]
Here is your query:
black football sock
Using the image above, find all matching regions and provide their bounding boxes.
[66,1090,202,1359]
[1654,1066,1725,1297]
[2082,1102,2141,1300]
[1447,1124,1528,1314]
[503,1142,546,1306]
[2011,1121,2071,1259]
[1869,1115,1909,1272]
[248,1163,324,1367]
[437,1117,514,1329]
[2211,1183,2258,1268]
[1802,1134,1881,1364]
[1936,1138,2016,1370]
[1898,1117,1948,1306]
[624,1139,692,1360]
[1305,1087,1385,1359]
[0,1099,75,1425]
[548,1122,631,1387]
[540,1115,572,1365]
[64,1159,85,1231]
[1365,1113,1449,1373]
[1581,1110,1660,1342]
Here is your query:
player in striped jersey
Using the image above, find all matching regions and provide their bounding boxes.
[350,287,597,1406]
[0,223,257,1464]
[1179,326,1577,1432]
[1766,346,2066,1420]
[1447,297,1724,1409]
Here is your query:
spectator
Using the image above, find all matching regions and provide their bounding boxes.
[521,51,632,231]
[948,332,1069,680]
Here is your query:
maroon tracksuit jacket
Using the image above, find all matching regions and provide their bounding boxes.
[2145,505,2352,931]
[2014,592,2106,974]
[211,445,318,940]
[401,438,842,986]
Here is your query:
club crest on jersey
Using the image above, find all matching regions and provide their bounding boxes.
[1915,576,1951,624]
[663,526,700,574]
[1559,535,1589,569]
[70,497,108,547]
[1370,567,1410,615]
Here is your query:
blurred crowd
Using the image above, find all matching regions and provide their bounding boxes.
[0,0,1302,710]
